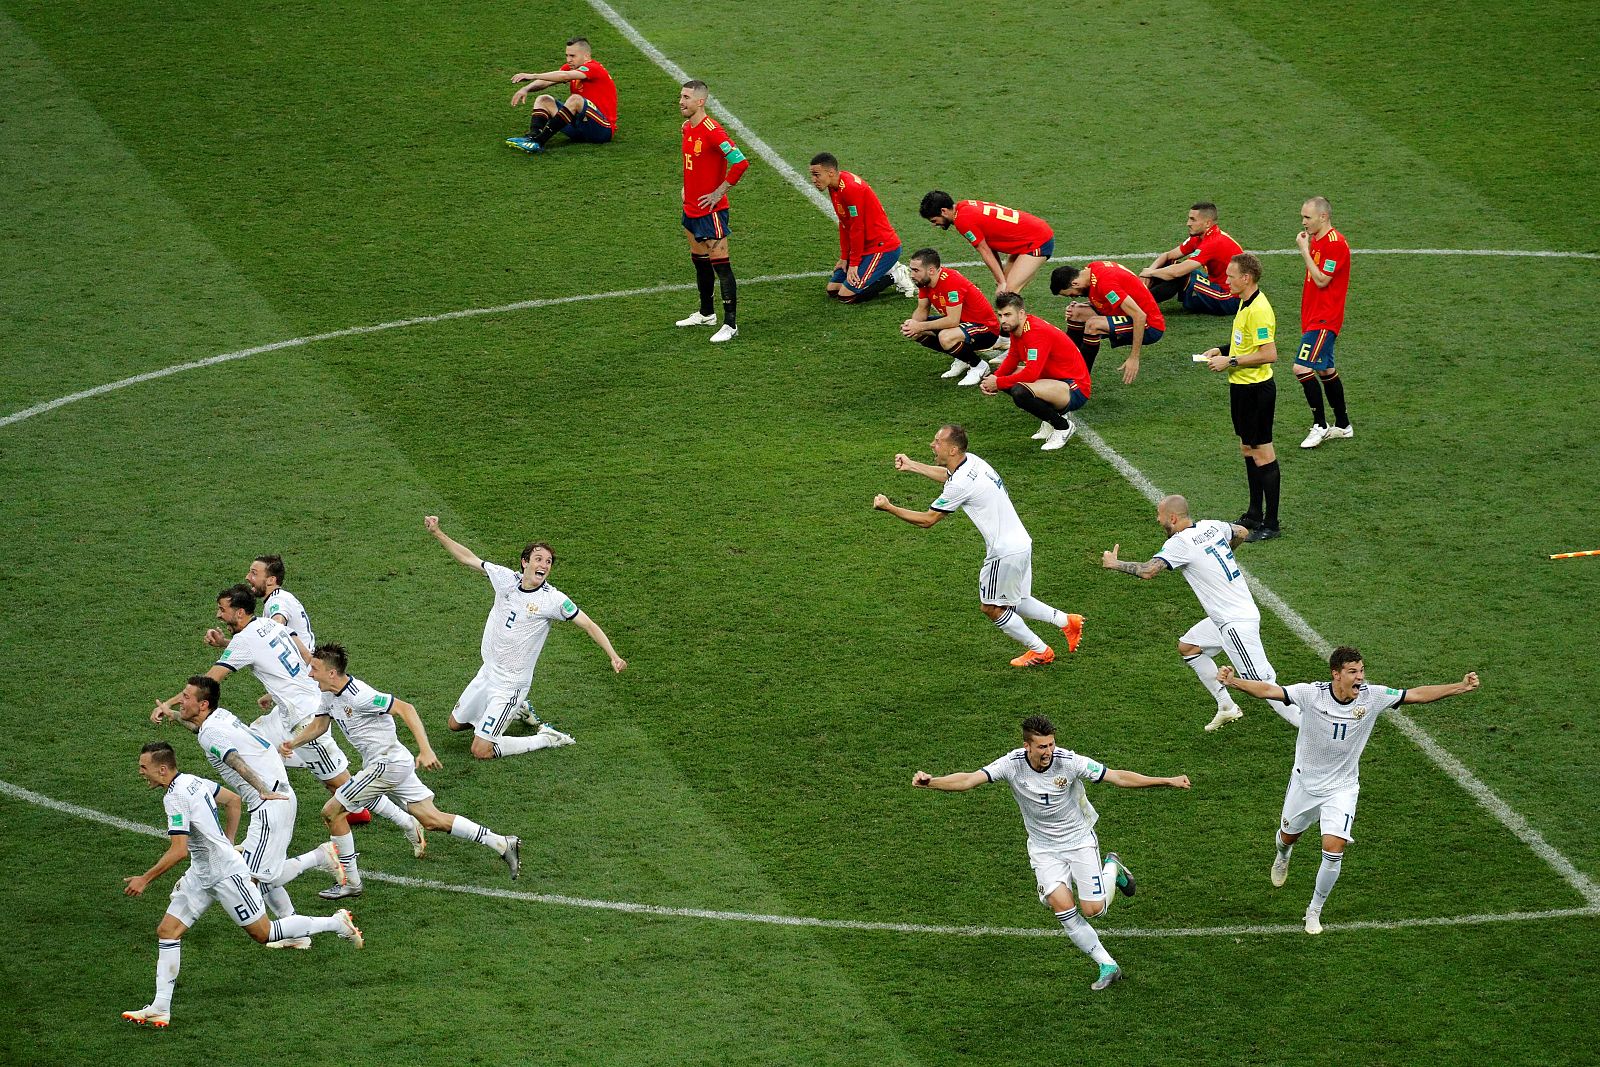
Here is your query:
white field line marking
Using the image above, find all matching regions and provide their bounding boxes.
[3,249,1593,431]
[3,779,1593,940]
[578,5,1600,912]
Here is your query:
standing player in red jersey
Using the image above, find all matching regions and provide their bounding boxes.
[507,37,618,154]
[901,247,1003,386]
[980,293,1092,452]
[1049,261,1166,384]
[808,153,916,303]
[1293,197,1355,449]
[1141,202,1244,315]
[919,192,1055,300]
[675,80,749,343]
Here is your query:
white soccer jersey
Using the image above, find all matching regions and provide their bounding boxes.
[319,676,412,766]
[982,746,1106,849]
[216,617,322,724]
[930,453,1031,560]
[163,772,251,887]
[1284,681,1408,795]
[263,587,315,649]
[478,562,580,687]
[196,708,289,809]
[1154,519,1259,624]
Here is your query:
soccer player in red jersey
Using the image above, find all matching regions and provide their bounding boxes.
[1293,197,1354,448]
[1050,261,1166,385]
[507,37,618,153]
[808,153,915,303]
[919,192,1055,299]
[901,247,1003,386]
[676,80,749,343]
[1141,203,1244,315]
[979,293,1092,452]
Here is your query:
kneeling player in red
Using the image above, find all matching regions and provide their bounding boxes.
[980,293,1092,452]
[809,153,915,303]
[1050,261,1165,384]
[676,80,749,343]
[901,247,1002,386]
[507,37,618,153]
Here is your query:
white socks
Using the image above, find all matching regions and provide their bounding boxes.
[448,815,508,855]
[270,915,342,940]
[369,796,420,833]
[333,831,361,887]
[263,884,295,918]
[1311,850,1343,910]
[153,938,180,1013]
[1276,833,1294,862]
[1016,597,1066,627]
[1184,653,1230,708]
[493,732,562,756]
[993,607,1046,652]
[277,847,322,883]
[1055,908,1115,966]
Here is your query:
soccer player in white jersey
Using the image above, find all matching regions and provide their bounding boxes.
[163,584,423,852]
[1100,493,1296,732]
[913,716,1190,990]
[153,675,345,938]
[873,423,1083,666]
[244,553,316,650]
[1219,647,1480,934]
[283,643,524,891]
[120,742,363,1028]
[425,517,627,760]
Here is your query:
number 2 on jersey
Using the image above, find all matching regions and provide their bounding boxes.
[1204,544,1241,581]
[980,203,1020,224]
[268,633,301,676]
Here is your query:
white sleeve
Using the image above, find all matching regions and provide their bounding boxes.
[1070,753,1108,783]
[1283,683,1318,710]
[930,471,972,514]
[1373,685,1407,714]
[481,561,518,595]
[216,631,251,673]
[980,752,1015,783]
[163,793,191,836]
[1153,532,1191,571]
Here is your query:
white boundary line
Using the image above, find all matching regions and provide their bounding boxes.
[3,779,1593,940]
[578,0,1600,912]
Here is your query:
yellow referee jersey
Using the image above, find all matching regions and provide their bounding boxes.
[1228,290,1275,385]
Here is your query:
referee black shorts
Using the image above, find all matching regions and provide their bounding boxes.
[1230,378,1277,447]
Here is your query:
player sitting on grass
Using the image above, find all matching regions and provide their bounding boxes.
[506,37,617,154]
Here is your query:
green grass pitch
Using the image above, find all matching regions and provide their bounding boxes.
[2,0,1597,1063]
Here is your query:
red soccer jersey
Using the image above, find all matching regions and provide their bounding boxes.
[1086,260,1165,332]
[830,172,899,264]
[565,60,617,129]
[993,314,1090,396]
[952,200,1054,255]
[1301,228,1350,333]
[1177,224,1244,286]
[918,268,999,331]
[681,115,750,217]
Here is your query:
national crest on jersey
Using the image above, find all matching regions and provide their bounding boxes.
[981,746,1106,849]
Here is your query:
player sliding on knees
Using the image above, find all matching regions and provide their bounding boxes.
[873,424,1083,667]
[121,742,362,1029]
[506,36,618,154]
[1217,650,1479,934]
[914,715,1190,991]
[425,515,626,759]
[282,644,523,895]
[808,152,915,303]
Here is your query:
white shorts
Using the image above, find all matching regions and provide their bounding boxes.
[238,793,297,886]
[1027,837,1107,906]
[978,550,1033,607]
[450,664,530,743]
[166,868,266,929]
[335,758,435,812]
[1280,772,1359,843]
[1181,617,1277,684]
[251,710,349,782]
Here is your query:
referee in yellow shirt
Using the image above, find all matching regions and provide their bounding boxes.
[1200,253,1281,541]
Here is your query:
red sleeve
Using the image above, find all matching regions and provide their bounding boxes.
[833,191,849,260]
[725,155,750,187]
[841,183,865,263]
[993,348,1033,389]
[955,203,986,248]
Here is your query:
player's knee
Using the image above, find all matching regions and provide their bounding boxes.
[534,94,558,110]
[320,800,342,825]
[980,604,1004,620]
[1080,900,1106,918]
[1177,641,1202,656]
[470,739,497,760]
[1317,369,1339,381]
[446,716,469,732]
[563,94,585,112]
[155,917,185,939]
[939,333,962,353]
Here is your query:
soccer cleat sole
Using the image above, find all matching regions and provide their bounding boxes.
[318,883,364,901]
[1107,852,1135,898]
[1091,966,1124,991]
[121,1006,171,1027]
[504,835,523,881]
[1063,614,1084,653]
[264,936,313,950]
[410,823,428,859]
[1009,648,1056,668]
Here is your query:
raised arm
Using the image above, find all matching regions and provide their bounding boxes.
[1101,543,1167,580]
[1216,665,1290,705]
[154,663,231,722]
[572,611,627,673]
[1103,768,1191,789]
[873,496,948,529]
[424,515,484,569]
[911,769,989,792]
[1401,672,1480,704]
[892,453,951,482]
[391,698,441,771]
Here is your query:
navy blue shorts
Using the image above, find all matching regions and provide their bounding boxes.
[829,246,901,295]
[958,324,1002,351]
[1017,238,1055,259]
[1106,317,1165,349]
[1181,272,1240,315]
[683,209,731,242]
[1294,329,1338,372]
[563,103,614,143]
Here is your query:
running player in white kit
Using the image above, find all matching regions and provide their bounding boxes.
[913,715,1190,990]
[1219,647,1480,933]
[152,675,345,936]
[873,423,1084,667]
[1101,493,1297,731]
[283,643,524,891]
[424,517,627,760]
[120,742,363,1029]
